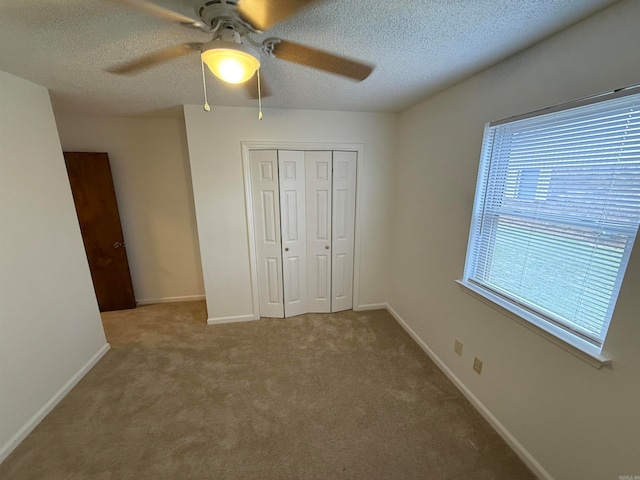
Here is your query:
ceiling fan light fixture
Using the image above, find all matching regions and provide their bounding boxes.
[201,40,260,84]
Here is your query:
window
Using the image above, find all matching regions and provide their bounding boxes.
[461,87,640,358]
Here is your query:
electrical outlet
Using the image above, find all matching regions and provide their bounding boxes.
[473,357,483,375]
[454,339,463,356]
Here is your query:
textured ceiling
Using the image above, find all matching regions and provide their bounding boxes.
[0,0,618,117]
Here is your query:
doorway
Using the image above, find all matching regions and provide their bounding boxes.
[243,144,363,319]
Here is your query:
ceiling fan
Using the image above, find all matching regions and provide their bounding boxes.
[106,0,375,103]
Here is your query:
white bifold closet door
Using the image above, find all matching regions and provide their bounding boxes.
[305,151,333,313]
[250,149,356,318]
[330,151,357,312]
[249,150,284,318]
[278,151,308,317]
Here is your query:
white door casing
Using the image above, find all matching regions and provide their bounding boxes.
[305,151,333,313]
[249,150,284,318]
[278,150,308,317]
[331,151,357,312]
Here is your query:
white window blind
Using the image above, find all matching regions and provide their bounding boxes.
[463,89,640,349]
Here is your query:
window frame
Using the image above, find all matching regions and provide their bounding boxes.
[459,85,640,368]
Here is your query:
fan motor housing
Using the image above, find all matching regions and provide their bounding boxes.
[194,0,242,30]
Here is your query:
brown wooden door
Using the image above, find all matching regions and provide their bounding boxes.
[64,152,136,311]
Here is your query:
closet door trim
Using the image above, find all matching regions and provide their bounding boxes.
[242,141,364,320]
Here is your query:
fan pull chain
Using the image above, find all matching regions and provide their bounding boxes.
[201,61,210,112]
[257,68,263,120]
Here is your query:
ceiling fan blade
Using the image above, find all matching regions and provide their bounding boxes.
[244,73,272,99]
[271,40,374,81]
[107,43,202,74]
[238,0,324,31]
[107,0,201,27]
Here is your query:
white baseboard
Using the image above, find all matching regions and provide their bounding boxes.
[208,313,258,325]
[354,303,387,311]
[136,294,206,306]
[384,303,552,480]
[0,343,111,464]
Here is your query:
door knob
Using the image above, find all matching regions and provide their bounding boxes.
[284,247,289,252]
[113,241,126,249]
[325,246,330,250]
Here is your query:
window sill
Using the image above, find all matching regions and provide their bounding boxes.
[455,280,612,369]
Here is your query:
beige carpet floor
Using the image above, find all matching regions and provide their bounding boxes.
[0,301,535,479]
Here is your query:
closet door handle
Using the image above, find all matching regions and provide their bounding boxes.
[284,247,289,252]
[325,246,330,250]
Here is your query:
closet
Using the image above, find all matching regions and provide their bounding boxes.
[249,149,357,318]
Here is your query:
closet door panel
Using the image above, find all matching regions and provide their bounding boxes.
[332,151,357,312]
[305,151,332,313]
[250,150,284,318]
[278,151,308,317]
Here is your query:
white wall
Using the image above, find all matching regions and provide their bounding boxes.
[183,106,397,321]
[55,115,205,305]
[0,71,109,461]
[389,1,640,479]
